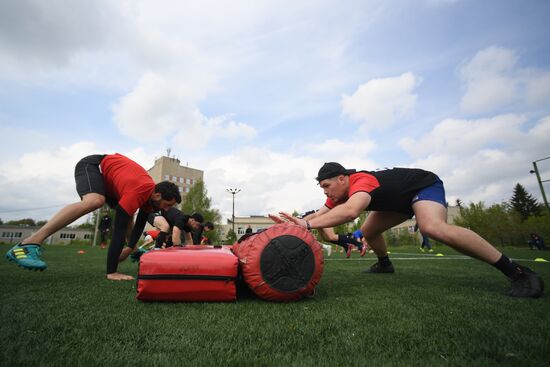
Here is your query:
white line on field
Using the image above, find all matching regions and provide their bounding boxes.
[325,257,469,261]
[325,256,548,263]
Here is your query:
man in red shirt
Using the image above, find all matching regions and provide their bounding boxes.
[5,154,181,281]
[272,162,544,298]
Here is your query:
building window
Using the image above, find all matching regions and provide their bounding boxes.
[164,174,170,181]
[60,233,76,239]
[178,187,183,192]
[186,178,191,184]
[172,176,177,181]
[185,187,190,193]
[84,234,92,239]
[1,232,22,238]
[179,177,184,183]
[237,227,244,235]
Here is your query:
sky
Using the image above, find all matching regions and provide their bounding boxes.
[1,0,549,224]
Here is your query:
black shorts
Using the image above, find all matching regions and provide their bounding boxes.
[147,211,163,226]
[74,155,114,205]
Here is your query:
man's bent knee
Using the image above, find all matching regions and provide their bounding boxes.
[81,193,106,211]
[417,222,450,243]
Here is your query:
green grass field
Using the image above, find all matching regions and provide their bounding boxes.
[1,243,549,366]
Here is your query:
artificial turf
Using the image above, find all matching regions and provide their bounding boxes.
[1,243,549,366]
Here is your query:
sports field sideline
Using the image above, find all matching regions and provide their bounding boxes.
[1,243,549,366]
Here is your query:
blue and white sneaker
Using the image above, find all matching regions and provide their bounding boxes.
[6,243,47,271]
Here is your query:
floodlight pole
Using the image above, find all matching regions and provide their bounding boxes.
[92,207,101,246]
[530,157,550,213]
[226,188,241,234]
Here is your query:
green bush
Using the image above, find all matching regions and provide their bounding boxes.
[454,202,550,247]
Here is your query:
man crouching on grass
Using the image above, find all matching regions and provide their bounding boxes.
[5,153,181,281]
[271,162,544,298]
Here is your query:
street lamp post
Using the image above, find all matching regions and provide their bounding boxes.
[530,156,550,213]
[226,188,241,234]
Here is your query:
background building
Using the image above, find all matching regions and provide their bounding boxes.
[220,215,274,239]
[0,225,92,245]
[147,150,204,203]
[218,207,461,244]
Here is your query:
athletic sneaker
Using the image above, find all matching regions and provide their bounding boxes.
[507,265,544,298]
[130,248,149,263]
[360,245,367,257]
[5,243,47,271]
[363,261,395,273]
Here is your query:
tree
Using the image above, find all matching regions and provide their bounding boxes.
[0,218,3,225]
[454,201,525,246]
[5,218,36,226]
[75,222,95,230]
[225,229,237,245]
[181,180,222,243]
[510,183,540,221]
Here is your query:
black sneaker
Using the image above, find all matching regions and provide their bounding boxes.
[363,261,395,273]
[507,266,544,298]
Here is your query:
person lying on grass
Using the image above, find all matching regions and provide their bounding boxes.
[121,210,204,263]
[299,210,366,258]
[270,162,544,298]
[141,230,161,250]
[5,154,181,281]
[193,221,215,245]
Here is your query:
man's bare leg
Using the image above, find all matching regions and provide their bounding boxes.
[23,193,105,245]
[412,200,501,263]
[360,211,409,257]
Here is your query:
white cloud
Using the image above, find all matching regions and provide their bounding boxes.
[0,142,99,222]
[0,142,162,223]
[341,72,421,130]
[206,147,322,220]
[399,114,550,205]
[525,71,550,106]
[204,137,383,221]
[112,72,202,141]
[459,47,517,114]
[171,111,258,150]
[460,46,550,114]
[302,138,379,170]
[113,72,257,149]
[5,142,98,182]
[0,0,133,82]
[399,114,525,158]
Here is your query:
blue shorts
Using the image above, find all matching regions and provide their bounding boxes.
[411,179,447,207]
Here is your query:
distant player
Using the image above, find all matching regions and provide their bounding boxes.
[193,221,215,245]
[352,229,371,254]
[148,210,204,248]
[298,210,359,258]
[98,212,112,248]
[141,230,161,249]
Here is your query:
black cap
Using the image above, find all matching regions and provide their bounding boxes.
[316,162,356,181]
[191,212,204,223]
